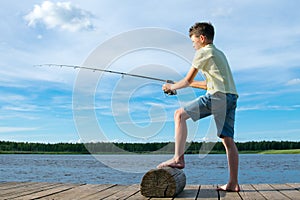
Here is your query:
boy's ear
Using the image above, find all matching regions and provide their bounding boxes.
[199,35,206,42]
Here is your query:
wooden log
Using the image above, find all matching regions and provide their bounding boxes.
[140,167,186,197]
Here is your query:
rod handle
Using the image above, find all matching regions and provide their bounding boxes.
[164,80,177,95]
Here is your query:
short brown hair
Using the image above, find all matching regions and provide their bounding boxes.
[189,22,214,41]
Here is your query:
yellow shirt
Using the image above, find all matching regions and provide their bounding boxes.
[192,44,238,95]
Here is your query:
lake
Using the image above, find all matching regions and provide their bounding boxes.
[0,154,299,185]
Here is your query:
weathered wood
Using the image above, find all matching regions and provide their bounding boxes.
[219,189,241,200]
[287,183,300,190]
[252,184,290,200]
[0,182,299,199]
[197,185,218,199]
[42,184,115,200]
[0,182,60,199]
[174,185,200,200]
[270,184,300,200]
[140,167,186,198]
[218,183,241,200]
[83,184,128,200]
[13,183,79,200]
[0,182,33,190]
[102,184,140,200]
[126,187,149,200]
[238,184,266,200]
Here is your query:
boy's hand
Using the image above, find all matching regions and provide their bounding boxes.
[162,83,172,92]
[162,83,177,95]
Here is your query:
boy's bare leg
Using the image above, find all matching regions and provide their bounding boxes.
[218,136,240,192]
[157,108,190,169]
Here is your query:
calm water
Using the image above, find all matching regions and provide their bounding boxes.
[0,154,299,184]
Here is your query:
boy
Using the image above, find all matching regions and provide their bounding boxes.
[157,22,240,192]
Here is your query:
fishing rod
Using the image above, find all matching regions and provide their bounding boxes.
[35,64,177,95]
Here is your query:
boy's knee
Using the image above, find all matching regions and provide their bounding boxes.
[174,109,180,121]
[174,108,188,121]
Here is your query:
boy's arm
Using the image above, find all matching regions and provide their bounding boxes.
[189,80,207,90]
[163,67,199,92]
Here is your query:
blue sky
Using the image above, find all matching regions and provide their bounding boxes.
[0,0,300,143]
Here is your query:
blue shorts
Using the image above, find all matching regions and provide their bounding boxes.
[183,92,238,138]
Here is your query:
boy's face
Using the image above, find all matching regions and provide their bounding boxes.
[191,34,206,50]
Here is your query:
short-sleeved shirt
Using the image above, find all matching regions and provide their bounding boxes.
[192,44,238,95]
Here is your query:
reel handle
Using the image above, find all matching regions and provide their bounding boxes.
[164,80,177,95]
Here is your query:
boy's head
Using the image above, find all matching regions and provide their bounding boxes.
[189,22,214,42]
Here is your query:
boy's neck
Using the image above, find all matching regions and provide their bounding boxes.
[201,42,213,48]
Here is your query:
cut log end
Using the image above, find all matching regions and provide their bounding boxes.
[140,167,186,197]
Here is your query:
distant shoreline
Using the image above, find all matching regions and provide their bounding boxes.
[1,149,299,155]
[1,140,299,155]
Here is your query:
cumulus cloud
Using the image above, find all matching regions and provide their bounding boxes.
[24,1,94,32]
[286,78,300,86]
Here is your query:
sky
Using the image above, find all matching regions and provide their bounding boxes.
[0,0,300,144]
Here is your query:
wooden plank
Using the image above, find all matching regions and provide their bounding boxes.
[41,184,114,200]
[126,189,149,200]
[218,184,241,200]
[0,182,26,189]
[1,182,300,200]
[270,184,300,200]
[252,184,290,200]
[0,182,36,191]
[0,182,57,198]
[13,183,79,200]
[238,184,266,200]
[174,185,199,200]
[218,191,241,200]
[287,183,300,190]
[83,184,128,200]
[197,185,218,199]
[102,184,141,200]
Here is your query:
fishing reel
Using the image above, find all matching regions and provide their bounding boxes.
[163,80,177,95]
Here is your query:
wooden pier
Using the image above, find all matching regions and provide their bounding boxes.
[0,182,299,200]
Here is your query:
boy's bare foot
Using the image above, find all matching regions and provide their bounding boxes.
[216,184,240,192]
[157,158,185,169]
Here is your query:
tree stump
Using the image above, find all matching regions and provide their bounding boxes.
[140,167,186,197]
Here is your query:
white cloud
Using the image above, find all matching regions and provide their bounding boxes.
[237,104,300,112]
[24,1,94,32]
[0,126,39,133]
[286,78,300,86]
[2,105,39,112]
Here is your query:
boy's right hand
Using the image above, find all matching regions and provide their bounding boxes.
[162,83,177,95]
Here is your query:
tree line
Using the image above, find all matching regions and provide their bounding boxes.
[0,140,299,154]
